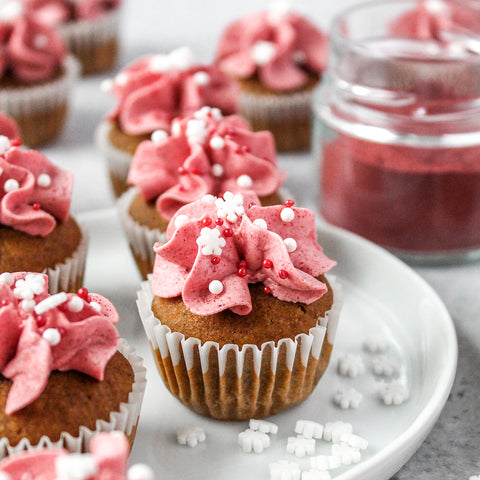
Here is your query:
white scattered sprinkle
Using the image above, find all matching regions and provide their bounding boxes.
[149,54,171,73]
[238,429,270,453]
[171,121,182,136]
[269,460,301,480]
[186,118,208,145]
[337,353,365,378]
[20,299,36,312]
[333,386,363,409]
[176,426,206,448]
[196,227,226,256]
[302,471,331,480]
[215,191,245,223]
[210,136,225,150]
[208,280,224,295]
[251,41,277,66]
[194,106,222,120]
[55,453,98,480]
[127,464,155,480]
[310,455,341,471]
[331,443,361,466]
[280,207,295,222]
[284,237,297,253]
[115,73,129,86]
[237,174,253,188]
[169,46,195,71]
[37,173,52,188]
[339,433,368,451]
[295,420,323,440]
[371,355,401,378]
[174,214,189,229]
[287,436,315,457]
[193,71,210,86]
[249,419,278,434]
[35,292,67,314]
[0,135,11,155]
[253,218,268,230]
[211,164,224,177]
[100,78,113,92]
[43,328,61,346]
[151,130,168,143]
[67,296,84,313]
[0,272,14,286]
[323,422,353,444]
[380,383,409,405]
[202,194,216,202]
[89,301,101,312]
[362,334,389,354]
[4,178,19,193]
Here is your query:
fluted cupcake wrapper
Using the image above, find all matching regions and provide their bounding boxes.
[0,338,147,458]
[45,220,89,294]
[137,277,342,421]
[0,56,80,147]
[240,87,316,152]
[96,121,133,198]
[117,188,166,281]
[60,9,121,75]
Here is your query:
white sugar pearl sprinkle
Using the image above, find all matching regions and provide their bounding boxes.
[209,280,224,295]
[210,136,225,150]
[21,299,36,312]
[100,78,113,92]
[4,178,19,193]
[127,464,155,480]
[211,164,224,177]
[237,174,253,188]
[43,328,61,346]
[68,296,84,312]
[284,237,297,252]
[151,130,168,143]
[280,207,295,222]
[89,301,101,312]
[193,71,210,86]
[253,218,267,230]
[174,214,189,229]
[37,173,52,188]
[0,135,11,155]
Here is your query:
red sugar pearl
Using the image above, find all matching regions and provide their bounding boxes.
[202,216,212,227]
[241,145,250,153]
[32,202,41,211]
[215,218,224,226]
[237,267,247,277]
[1,300,8,307]
[77,287,89,301]
[36,315,46,327]
[190,167,200,175]
[248,202,255,209]
[211,256,221,265]
[223,228,233,237]
[11,139,22,147]
[264,286,271,294]
[178,166,187,175]
[284,199,295,208]
[263,259,273,269]
[279,269,289,279]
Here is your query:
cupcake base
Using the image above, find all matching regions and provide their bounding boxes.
[137,278,341,420]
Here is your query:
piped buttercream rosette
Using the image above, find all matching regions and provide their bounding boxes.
[0,272,119,415]
[152,191,336,315]
[104,46,239,135]
[0,143,72,236]
[127,107,286,220]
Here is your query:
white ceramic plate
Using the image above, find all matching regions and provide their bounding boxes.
[78,209,457,480]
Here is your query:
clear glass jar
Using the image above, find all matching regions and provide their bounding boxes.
[315,0,480,264]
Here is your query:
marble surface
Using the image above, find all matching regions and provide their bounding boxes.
[34,0,480,478]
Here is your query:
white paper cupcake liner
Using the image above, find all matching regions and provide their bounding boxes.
[0,338,146,458]
[45,219,89,294]
[96,121,133,197]
[137,276,342,420]
[0,56,80,116]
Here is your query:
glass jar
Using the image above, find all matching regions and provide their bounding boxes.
[315,0,480,264]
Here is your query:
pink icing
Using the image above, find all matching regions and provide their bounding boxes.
[215,9,328,91]
[0,432,133,480]
[0,12,66,83]
[0,114,20,143]
[0,144,72,237]
[21,0,121,26]
[106,48,239,135]
[127,107,286,220]
[152,191,336,316]
[0,272,119,414]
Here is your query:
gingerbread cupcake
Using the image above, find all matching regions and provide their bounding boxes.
[20,0,122,75]
[0,272,146,456]
[96,46,239,197]
[137,191,341,420]
[0,2,79,146]
[215,2,328,151]
[118,106,287,280]
[0,137,87,293]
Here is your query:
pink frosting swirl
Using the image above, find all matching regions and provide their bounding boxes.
[106,47,239,135]
[0,272,119,414]
[0,113,20,143]
[0,143,72,236]
[127,107,286,220]
[215,7,328,91]
[20,0,121,26]
[0,432,134,480]
[0,12,66,82]
[152,191,336,316]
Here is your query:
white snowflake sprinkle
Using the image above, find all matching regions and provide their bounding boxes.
[238,429,270,453]
[302,470,331,480]
[269,460,301,480]
[339,433,368,451]
[0,135,11,155]
[34,292,67,315]
[380,383,409,405]
[251,41,277,66]
[127,464,155,480]
[215,191,245,223]
[310,455,341,471]
[333,386,362,410]
[4,178,19,193]
[280,207,295,222]
[287,436,315,457]
[323,422,353,444]
[43,328,61,346]
[13,274,45,300]
[176,426,206,448]
[363,334,389,354]
[253,218,268,230]
[237,174,253,188]
[249,419,278,434]
[337,353,365,378]
[331,443,361,466]
[193,71,210,86]
[295,420,323,440]
[371,355,401,377]
[196,227,226,256]
[208,280,224,295]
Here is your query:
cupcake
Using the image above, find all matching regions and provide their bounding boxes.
[0,432,154,480]
[118,106,287,280]
[0,138,87,293]
[96,46,239,197]
[0,272,146,457]
[0,113,20,143]
[21,0,122,75]
[215,1,328,151]
[137,191,341,420]
[0,2,79,147]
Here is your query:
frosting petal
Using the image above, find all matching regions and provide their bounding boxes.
[0,113,21,142]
